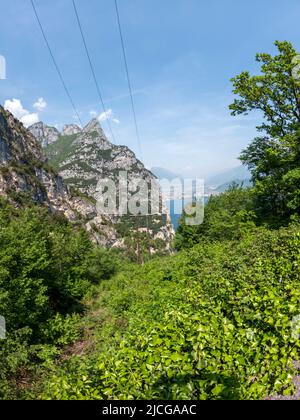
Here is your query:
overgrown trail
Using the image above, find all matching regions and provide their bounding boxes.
[39,225,300,400]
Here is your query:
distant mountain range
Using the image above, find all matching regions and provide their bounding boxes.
[152,165,251,230]
[213,178,252,193]
[205,166,251,191]
[152,165,251,195]
[151,167,182,181]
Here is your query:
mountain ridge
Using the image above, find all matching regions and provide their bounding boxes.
[29,119,159,198]
[28,117,174,252]
[0,107,173,253]
[151,167,182,181]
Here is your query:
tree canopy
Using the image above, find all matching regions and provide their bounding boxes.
[230,41,300,224]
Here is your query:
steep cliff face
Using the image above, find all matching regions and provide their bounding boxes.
[62,124,82,136]
[0,106,139,248]
[29,121,60,148]
[0,106,96,224]
[39,118,157,199]
[28,118,174,250]
[0,107,174,253]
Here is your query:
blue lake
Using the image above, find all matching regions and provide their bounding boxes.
[165,197,209,230]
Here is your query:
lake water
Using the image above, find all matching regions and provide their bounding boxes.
[165,197,209,230]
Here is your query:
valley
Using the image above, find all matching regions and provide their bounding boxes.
[0,2,300,402]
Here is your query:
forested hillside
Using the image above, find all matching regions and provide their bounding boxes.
[1,40,300,400]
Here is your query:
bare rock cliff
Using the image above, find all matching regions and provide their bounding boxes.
[0,107,174,253]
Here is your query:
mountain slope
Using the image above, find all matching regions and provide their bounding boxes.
[0,106,105,235]
[40,119,156,199]
[28,121,60,148]
[28,117,174,253]
[0,106,71,212]
[1,107,173,253]
[214,178,252,193]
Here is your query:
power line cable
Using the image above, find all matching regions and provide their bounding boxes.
[114,0,152,256]
[72,0,117,144]
[115,0,154,254]
[30,0,83,127]
[114,0,143,160]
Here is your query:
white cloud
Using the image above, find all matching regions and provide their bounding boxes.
[33,97,47,112]
[4,98,39,127]
[4,98,28,119]
[98,109,112,121]
[20,113,40,127]
[98,109,120,124]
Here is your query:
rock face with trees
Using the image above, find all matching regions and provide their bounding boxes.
[29,117,174,256]
[2,41,300,401]
[0,106,173,255]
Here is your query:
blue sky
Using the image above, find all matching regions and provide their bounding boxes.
[0,0,300,177]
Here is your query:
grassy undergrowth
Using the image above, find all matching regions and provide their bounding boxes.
[37,224,300,400]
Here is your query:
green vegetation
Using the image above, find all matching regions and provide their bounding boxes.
[1,40,300,400]
[3,195,300,400]
[44,134,79,170]
[0,199,116,399]
[175,185,256,249]
[230,41,300,225]
[39,225,300,400]
[69,186,97,205]
[115,214,169,263]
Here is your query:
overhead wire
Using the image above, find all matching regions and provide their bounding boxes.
[72,0,117,144]
[32,0,154,258]
[30,0,83,127]
[114,0,143,160]
[114,0,152,258]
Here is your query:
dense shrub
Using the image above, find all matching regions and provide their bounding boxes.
[42,225,300,400]
[174,186,256,250]
[0,198,116,399]
[230,41,300,225]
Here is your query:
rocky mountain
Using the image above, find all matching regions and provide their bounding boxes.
[29,119,174,248]
[28,117,174,251]
[0,111,173,253]
[29,121,60,148]
[36,118,158,200]
[62,124,82,136]
[0,106,109,238]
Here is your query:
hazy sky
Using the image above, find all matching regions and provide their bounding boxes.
[0,0,300,177]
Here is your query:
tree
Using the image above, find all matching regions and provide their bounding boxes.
[0,199,117,333]
[174,185,255,250]
[230,41,300,224]
[230,41,300,138]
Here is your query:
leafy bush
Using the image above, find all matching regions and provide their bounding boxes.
[42,225,300,400]
[174,185,256,250]
[0,198,117,399]
[230,41,300,225]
